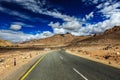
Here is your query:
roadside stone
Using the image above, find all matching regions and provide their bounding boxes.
[116,52,120,55]
[104,55,111,59]
[0,58,5,63]
[108,61,111,64]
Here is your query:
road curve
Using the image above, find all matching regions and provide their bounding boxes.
[22,51,120,80]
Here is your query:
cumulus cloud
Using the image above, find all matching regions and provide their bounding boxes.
[0,0,120,42]
[47,10,82,35]
[48,22,60,28]
[10,24,22,30]
[99,2,120,18]
[48,20,82,34]
[97,2,110,9]
[47,9,82,35]
[82,1,120,34]
[53,28,66,34]
[0,0,81,42]
[48,0,120,36]
[85,12,94,20]
[95,2,120,28]
[62,21,81,31]
[0,30,53,43]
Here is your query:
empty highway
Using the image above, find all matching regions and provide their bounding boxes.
[21,51,120,80]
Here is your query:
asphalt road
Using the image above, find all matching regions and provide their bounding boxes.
[23,50,120,80]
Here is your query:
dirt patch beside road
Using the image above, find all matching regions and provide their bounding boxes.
[0,49,52,80]
[66,45,120,69]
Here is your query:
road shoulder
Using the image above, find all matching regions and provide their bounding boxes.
[66,50,120,69]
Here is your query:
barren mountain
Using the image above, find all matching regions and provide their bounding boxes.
[21,33,79,46]
[0,39,12,47]
[67,26,120,68]
[21,26,120,47]
[68,36,91,46]
[69,26,120,46]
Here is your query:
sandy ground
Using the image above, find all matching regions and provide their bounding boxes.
[0,49,52,80]
[66,45,120,69]
[0,45,120,80]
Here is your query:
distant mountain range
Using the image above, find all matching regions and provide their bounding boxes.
[0,39,12,47]
[21,33,80,46]
[79,26,120,44]
[68,26,120,47]
[0,26,120,47]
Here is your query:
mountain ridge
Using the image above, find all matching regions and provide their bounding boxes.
[0,39,12,47]
[69,26,120,46]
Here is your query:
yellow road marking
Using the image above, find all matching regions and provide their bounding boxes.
[20,55,46,80]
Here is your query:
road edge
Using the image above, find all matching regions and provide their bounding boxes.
[20,54,46,80]
[66,50,120,69]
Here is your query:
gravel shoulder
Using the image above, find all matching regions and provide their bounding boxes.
[0,49,52,80]
[66,45,120,69]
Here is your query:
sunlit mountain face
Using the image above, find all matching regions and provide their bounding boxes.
[0,0,120,42]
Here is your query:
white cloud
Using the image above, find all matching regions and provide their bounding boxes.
[41,31,53,37]
[11,22,34,28]
[54,28,66,34]
[82,0,104,5]
[100,2,120,18]
[42,11,82,35]
[47,9,82,35]
[0,0,120,42]
[78,1,120,35]
[44,11,77,22]
[10,24,22,30]
[85,12,94,20]
[48,20,82,34]
[16,0,77,22]
[97,4,103,9]
[0,0,78,23]
[0,30,53,42]
[93,1,120,30]
[0,7,31,20]
[63,21,81,31]
[97,2,110,9]
[48,1,120,36]
[81,12,120,35]
[93,0,99,4]
[48,22,60,28]
[0,0,82,42]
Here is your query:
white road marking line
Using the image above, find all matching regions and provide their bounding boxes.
[73,68,88,80]
[60,56,63,60]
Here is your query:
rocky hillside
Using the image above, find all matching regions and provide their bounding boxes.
[103,26,120,34]
[21,26,120,47]
[21,33,79,46]
[68,36,91,46]
[0,39,12,47]
[70,26,120,46]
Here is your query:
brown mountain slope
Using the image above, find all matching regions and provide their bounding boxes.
[22,33,79,46]
[21,26,120,47]
[0,39,12,47]
[70,26,120,45]
[68,36,91,46]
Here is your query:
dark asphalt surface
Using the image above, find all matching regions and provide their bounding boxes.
[24,50,120,80]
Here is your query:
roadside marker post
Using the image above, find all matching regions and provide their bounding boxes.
[30,53,32,58]
[14,58,16,66]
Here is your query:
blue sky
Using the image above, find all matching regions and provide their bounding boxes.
[0,0,120,42]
